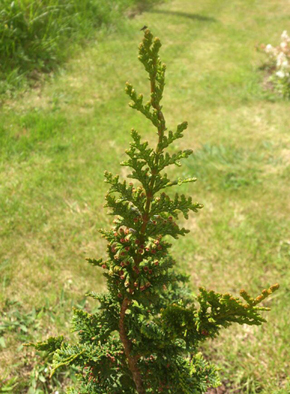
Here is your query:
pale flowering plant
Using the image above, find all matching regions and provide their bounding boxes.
[262,30,290,98]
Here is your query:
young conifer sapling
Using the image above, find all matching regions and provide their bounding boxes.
[33,30,279,394]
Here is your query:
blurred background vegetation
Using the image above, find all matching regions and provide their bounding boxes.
[0,0,159,95]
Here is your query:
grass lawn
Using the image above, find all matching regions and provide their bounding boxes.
[1,0,290,392]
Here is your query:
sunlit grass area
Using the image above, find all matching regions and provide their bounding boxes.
[0,0,289,392]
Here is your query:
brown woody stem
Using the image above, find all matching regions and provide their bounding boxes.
[119,297,145,394]
[118,51,166,394]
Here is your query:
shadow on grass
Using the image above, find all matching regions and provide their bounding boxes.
[148,9,217,22]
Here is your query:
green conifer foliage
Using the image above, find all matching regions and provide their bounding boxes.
[38,30,279,393]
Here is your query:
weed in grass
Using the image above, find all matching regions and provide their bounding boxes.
[260,30,290,99]
[0,376,18,393]
[0,294,88,393]
[0,300,42,344]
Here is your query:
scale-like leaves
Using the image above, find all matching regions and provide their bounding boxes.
[27,336,63,354]
[151,192,203,219]
[197,284,280,330]
[159,122,188,150]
